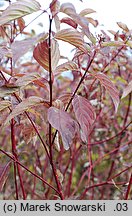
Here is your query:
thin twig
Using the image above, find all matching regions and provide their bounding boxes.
[0,148,60,195]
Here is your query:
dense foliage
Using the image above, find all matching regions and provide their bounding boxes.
[0,0,131,200]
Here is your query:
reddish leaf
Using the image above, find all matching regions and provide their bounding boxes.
[48,107,79,150]
[33,79,49,91]
[17,17,25,32]
[0,161,11,192]
[33,39,60,71]
[55,28,87,53]
[50,0,60,17]
[60,17,77,29]
[94,72,120,112]
[50,0,60,31]
[0,26,7,38]
[4,96,48,125]
[121,80,132,99]
[72,95,96,143]
[0,0,41,26]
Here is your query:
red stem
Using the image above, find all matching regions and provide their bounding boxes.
[9,22,26,199]
[87,136,92,186]
[13,163,19,199]
[48,16,64,200]
[110,166,132,180]
[11,119,18,199]
[11,119,26,199]
[125,174,132,200]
